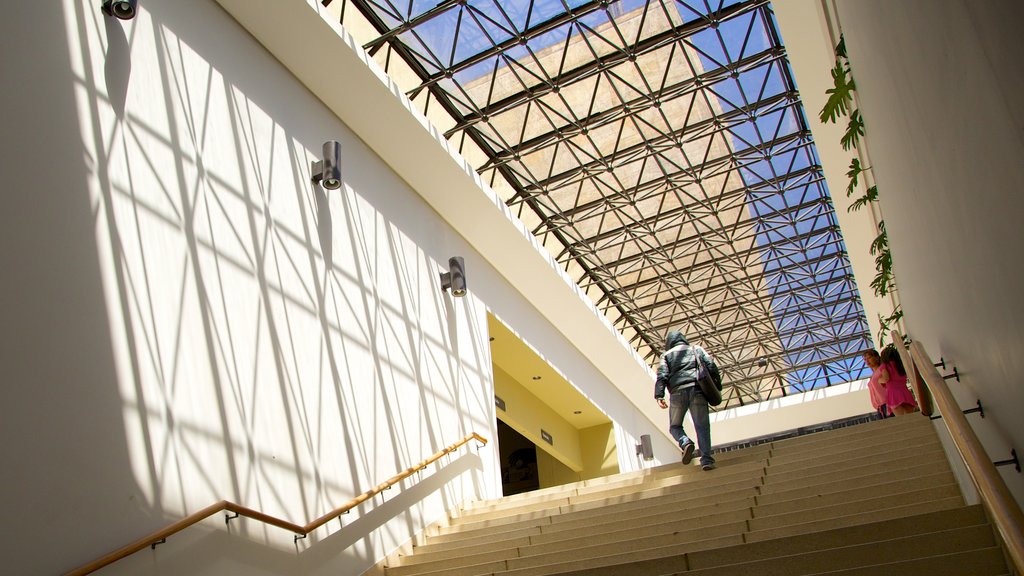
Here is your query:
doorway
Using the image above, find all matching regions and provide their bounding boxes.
[496,420,539,495]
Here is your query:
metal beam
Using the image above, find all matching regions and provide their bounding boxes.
[416,0,768,104]
[514,123,807,199]
[450,45,783,142]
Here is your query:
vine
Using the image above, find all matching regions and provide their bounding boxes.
[819,35,901,344]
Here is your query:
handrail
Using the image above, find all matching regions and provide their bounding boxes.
[66,432,488,576]
[898,334,1024,573]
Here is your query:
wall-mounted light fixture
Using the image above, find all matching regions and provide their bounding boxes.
[310,141,342,190]
[439,256,467,297]
[102,0,137,19]
[635,434,654,461]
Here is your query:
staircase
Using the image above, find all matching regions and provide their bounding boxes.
[382,415,1012,576]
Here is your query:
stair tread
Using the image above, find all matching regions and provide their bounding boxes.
[387,418,1005,576]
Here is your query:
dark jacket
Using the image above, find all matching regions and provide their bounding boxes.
[654,331,722,399]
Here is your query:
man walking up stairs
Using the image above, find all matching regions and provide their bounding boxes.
[378,415,1011,576]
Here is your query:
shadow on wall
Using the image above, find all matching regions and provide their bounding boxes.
[3,1,495,574]
[0,2,138,575]
[98,450,484,574]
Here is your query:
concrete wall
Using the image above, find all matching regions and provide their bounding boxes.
[0,0,658,574]
[777,0,1024,505]
[711,380,872,445]
[834,0,1024,506]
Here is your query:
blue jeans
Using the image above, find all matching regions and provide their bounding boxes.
[669,387,714,466]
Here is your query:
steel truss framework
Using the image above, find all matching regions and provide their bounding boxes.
[331,0,872,408]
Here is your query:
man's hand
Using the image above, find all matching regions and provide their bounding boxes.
[656,398,667,409]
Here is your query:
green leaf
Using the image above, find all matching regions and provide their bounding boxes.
[847,185,878,213]
[845,158,866,197]
[819,61,855,124]
[869,222,894,296]
[835,35,847,59]
[841,109,864,151]
[869,221,888,255]
[877,306,903,345]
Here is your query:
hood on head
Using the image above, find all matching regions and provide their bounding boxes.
[665,330,688,350]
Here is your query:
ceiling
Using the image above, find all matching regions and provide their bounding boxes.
[488,314,611,429]
[327,0,873,409]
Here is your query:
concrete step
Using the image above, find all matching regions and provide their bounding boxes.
[745,496,966,542]
[765,430,940,470]
[681,523,996,575]
[747,482,962,531]
[467,425,941,519]
[405,518,750,568]
[460,419,926,514]
[428,446,955,547]
[456,458,759,518]
[693,504,989,569]
[441,468,763,532]
[449,442,950,534]
[761,444,949,488]
[461,446,767,513]
[804,546,1008,575]
[755,468,955,507]
[767,414,931,450]
[458,416,937,518]
[481,507,993,576]
[400,474,961,574]
[500,512,991,576]
[417,487,759,553]
[768,417,935,454]
[387,418,988,576]
[412,498,754,562]
[428,490,757,542]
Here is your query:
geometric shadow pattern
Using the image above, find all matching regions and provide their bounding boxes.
[330,0,872,409]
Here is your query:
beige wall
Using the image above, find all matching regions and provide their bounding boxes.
[777,0,1024,506]
[0,1,675,573]
[834,0,1024,506]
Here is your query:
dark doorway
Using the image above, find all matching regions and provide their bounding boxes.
[497,419,539,495]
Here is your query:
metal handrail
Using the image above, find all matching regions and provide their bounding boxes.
[66,432,488,576]
[896,333,1024,573]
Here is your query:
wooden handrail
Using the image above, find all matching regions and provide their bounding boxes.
[899,335,1024,573]
[66,432,488,576]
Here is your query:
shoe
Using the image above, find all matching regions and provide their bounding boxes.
[701,462,716,471]
[680,442,695,465]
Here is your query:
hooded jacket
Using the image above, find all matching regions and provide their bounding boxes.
[654,331,722,399]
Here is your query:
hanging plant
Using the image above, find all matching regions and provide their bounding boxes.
[819,37,855,124]
[820,35,901,344]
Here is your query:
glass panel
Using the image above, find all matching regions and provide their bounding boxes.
[349,0,873,406]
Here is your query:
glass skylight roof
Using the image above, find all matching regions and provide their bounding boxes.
[331,0,872,408]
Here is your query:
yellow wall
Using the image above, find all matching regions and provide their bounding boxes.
[493,366,619,485]
[536,450,580,486]
[493,365,582,469]
[580,423,619,479]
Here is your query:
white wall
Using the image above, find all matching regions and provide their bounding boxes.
[711,380,873,446]
[831,0,1024,506]
[0,0,672,574]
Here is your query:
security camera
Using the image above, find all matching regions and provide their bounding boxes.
[311,141,342,190]
[102,0,137,20]
[440,257,467,297]
[757,356,768,368]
